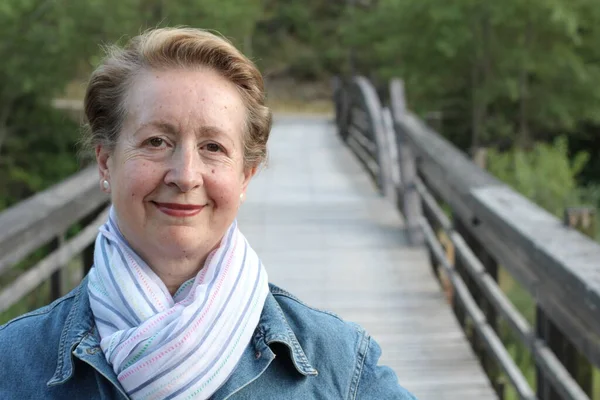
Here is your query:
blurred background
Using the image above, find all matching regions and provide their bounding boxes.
[1,0,600,398]
[1,0,599,222]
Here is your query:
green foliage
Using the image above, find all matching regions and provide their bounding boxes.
[343,0,600,155]
[487,136,589,217]
[0,101,80,208]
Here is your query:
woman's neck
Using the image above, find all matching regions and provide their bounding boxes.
[139,249,209,296]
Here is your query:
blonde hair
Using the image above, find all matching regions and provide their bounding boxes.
[82,27,272,169]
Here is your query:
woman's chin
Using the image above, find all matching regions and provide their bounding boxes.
[151,229,214,257]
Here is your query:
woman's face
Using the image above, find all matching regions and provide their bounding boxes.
[97,67,254,263]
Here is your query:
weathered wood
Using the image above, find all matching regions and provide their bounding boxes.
[332,76,350,141]
[382,107,402,193]
[347,127,380,182]
[561,207,595,396]
[353,76,393,196]
[348,122,378,155]
[390,79,424,246]
[50,232,66,301]
[470,186,600,368]
[351,106,370,133]
[80,203,108,275]
[564,207,597,241]
[0,166,109,275]
[241,115,498,400]
[417,171,591,400]
[395,104,600,371]
[0,207,109,314]
[420,217,534,400]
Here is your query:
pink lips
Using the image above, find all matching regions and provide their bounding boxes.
[153,202,204,217]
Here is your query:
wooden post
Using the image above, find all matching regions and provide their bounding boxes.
[50,232,66,301]
[535,207,596,399]
[354,77,393,198]
[425,110,443,134]
[382,107,401,206]
[564,207,597,239]
[555,207,595,396]
[80,203,109,278]
[390,79,424,246]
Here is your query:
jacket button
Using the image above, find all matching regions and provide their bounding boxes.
[255,351,261,359]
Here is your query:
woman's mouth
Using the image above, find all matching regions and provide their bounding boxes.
[152,202,205,217]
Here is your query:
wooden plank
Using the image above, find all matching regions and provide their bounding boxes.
[350,106,370,132]
[390,79,424,246]
[418,165,592,400]
[0,166,109,275]
[352,76,391,195]
[471,186,600,368]
[420,217,535,400]
[348,123,378,155]
[0,207,109,313]
[239,115,498,400]
[347,129,380,180]
[395,99,600,370]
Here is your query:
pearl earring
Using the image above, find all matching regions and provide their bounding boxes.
[102,180,110,191]
[240,193,245,201]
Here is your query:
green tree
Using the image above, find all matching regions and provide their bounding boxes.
[343,0,600,153]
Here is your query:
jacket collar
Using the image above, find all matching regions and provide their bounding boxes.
[47,278,317,388]
[258,285,318,376]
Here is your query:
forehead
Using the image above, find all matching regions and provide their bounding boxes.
[123,67,247,137]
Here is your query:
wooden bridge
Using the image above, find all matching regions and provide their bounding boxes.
[1,76,600,400]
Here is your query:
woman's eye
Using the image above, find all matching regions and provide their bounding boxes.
[148,138,164,148]
[205,143,222,153]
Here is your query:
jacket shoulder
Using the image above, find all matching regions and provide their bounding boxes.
[268,284,367,384]
[0,291,76,382]
[268,284,417,400]
[0,290,76,335]
[269,283,364,337]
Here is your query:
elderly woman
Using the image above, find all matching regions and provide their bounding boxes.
[0,28,416,399]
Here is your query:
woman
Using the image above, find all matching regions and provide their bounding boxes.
[0,28,416,399]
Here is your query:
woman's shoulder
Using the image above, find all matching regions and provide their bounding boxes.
[0,289,78,371]
[268,283,361,334]
[267,283,366,369]
[266,283,417,399]
[0,289,76,339]
[0,289,80,397]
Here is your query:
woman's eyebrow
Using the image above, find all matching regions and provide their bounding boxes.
[134,120,179,136]
[135,122,234,145]
[197,126,234,145]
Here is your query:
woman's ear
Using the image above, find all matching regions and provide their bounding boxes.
[96,144,111,181]
[242,166,257,190]
[240,166,257,200]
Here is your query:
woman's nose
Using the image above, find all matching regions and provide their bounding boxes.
[164,144,204,192]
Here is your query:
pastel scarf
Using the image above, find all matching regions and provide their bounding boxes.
[88,207,269,400]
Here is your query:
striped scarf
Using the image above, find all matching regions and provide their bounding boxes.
[88,208,269,400]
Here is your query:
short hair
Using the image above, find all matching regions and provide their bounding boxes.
[82,27,272,169]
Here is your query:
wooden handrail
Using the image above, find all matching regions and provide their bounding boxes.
[331,76,393,196]
[390,76,600,400]
[0,166,109,318]
[334,74,600,400]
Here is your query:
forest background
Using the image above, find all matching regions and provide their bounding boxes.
[2,0,600,218]
[2,1,600,397]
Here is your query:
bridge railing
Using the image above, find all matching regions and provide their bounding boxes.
[0,166,109,320]
[333,75,600,400]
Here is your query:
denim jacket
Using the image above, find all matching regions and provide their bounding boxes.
[0,277,416,399]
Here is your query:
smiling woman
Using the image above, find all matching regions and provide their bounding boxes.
[0,28,417,400]
[97,67,252,295]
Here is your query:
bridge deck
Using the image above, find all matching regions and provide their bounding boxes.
[237,115,497,400]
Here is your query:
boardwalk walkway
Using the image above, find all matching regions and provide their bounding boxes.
[237,115,498,400]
